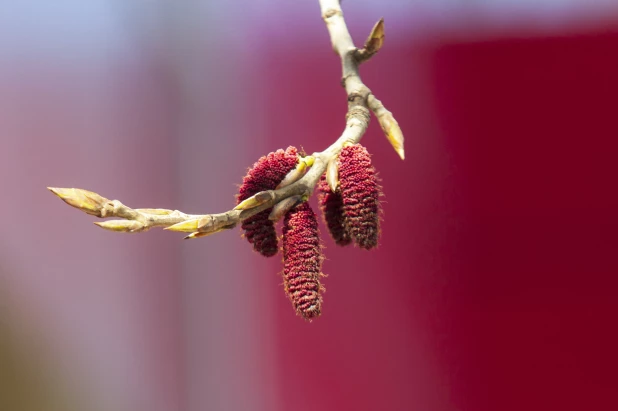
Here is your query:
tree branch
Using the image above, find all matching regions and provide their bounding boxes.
[49,0,404,238]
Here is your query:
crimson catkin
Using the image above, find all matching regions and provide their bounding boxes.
[237,146,298,257]
[317,175,352,246]
[282,202,324,319]
[338,144,382,249]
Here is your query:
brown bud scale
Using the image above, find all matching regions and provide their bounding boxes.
[237,147,298,256]
[282,202,324,320]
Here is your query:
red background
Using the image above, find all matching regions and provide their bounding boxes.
[264,25,618,411]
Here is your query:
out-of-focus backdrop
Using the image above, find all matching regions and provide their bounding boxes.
[1,1,617,410]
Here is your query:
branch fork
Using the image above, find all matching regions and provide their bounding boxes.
[49,0,405,239]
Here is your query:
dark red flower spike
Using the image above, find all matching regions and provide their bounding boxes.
[237,146,299,256]
[317,175,352,246]
[338,144,382,250]
[282,202,324,320]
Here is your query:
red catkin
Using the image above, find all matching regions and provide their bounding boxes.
[338,144,382,249]
[282,202,324,320]
[317,175,352,246]
[237,146,298,257]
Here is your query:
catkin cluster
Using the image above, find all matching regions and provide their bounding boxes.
[237,147,299,257]
[318,144,381,249]
[238,143,382,320]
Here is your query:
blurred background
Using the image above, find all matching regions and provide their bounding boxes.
[1,1,617,410]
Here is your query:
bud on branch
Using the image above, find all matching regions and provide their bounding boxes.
[355,18,385,63]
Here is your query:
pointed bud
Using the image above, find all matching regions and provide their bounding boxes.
[276,155,315,190]
[237,146,299,257]
[94,220,145,233]
[378,111,405,160]
[48,187,109,216]
[338,144,382,249]
[184,232,208,240]
[234,190,274,211]
[282,202,324,320]
[276,159,307,189]
[365,18,384,54]
[183,228,221,239]
[165,218,200,233]
[326,159,339,192]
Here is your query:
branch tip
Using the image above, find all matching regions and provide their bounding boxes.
[367,94,405,160]
[356,17,385,62]
[184,232,209,240]
[48,187,109,216]
[380,112,405,160]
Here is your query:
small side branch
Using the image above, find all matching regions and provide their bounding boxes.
[48,188,202,233]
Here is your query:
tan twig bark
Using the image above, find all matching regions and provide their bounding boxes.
[49,0,404,238]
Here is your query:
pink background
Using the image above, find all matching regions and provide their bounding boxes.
[1,1,617,410]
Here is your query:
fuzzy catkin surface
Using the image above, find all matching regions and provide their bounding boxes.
[338,144,381,249]
[282,202,324,319]
[318,175,352,246]
[237,146,298,257]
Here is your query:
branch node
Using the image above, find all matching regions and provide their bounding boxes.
[346,105,370,125]
[322,8,342,20]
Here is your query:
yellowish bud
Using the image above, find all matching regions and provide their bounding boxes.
[165,218,201,233]
[378,112,405,160]
[303,155,315,167]
[277,160,306,189]
[364,18,385,55]
[94,220,145,233]
[233,190,274,211]
[48,187,109,216]
[326,159,339,192]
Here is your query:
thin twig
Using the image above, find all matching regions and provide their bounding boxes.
[49,0,404,238]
